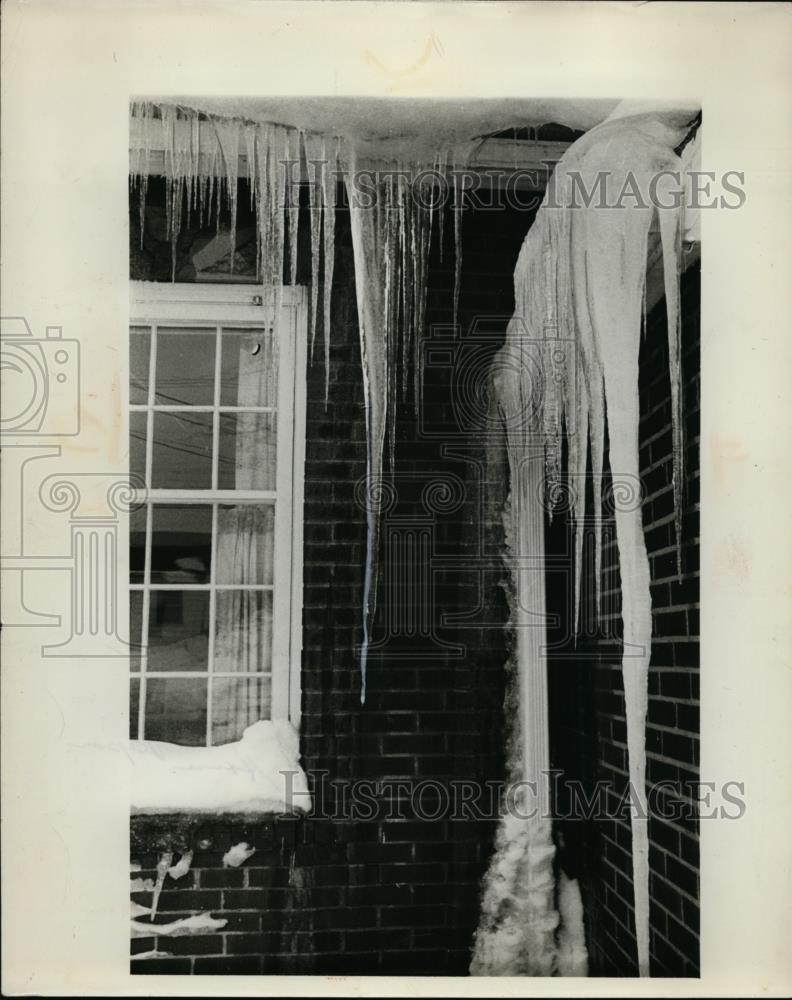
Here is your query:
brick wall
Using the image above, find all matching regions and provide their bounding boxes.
[549,262,701,977]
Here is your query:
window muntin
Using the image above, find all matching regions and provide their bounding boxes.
[129,283,306,746]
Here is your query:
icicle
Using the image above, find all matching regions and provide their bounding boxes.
[548,198,587,635]
[541,239,562,504]
[271,125,289,326]
[304,132,324,361]
[391,168,402,469]
[398,171,408,401]
[403,170,420,405]
[471,322,561,974]
[474,109,694,977]
[286,129,300,286]
[160,105,177,278]
[130,101,154,251]
[572,375,589,637]
[569,218,606,621]
[214,120,240,273]
[470,428,558,973]
[150,851,172,921]
[568,120,688,975]
[452,169,463,332]
[345,148,390,704]
[214,166,223,236]
[321,136,337,405]
[253,123,289,330]
[254,123,270,286]
[656,168,685,578]
[437,150,448,264]
[384,169,399,474]
[244,123,257,211]
[582,150,655,977]
[189,114,200,225]
[415,169,435,413]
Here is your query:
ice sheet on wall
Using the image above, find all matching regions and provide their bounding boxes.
[480,104,694,976]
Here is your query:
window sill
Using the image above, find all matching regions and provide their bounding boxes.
[130,810,305,855]
[129,720,311,825]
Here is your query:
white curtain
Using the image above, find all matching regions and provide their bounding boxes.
[213,331,277,743]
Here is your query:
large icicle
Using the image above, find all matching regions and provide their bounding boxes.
[581,151,655,976]
[305,132,325,360]
[345,149,388,704]
[321,136,338,404]
[470,363,559,975]
[344,151,437,702]
[571,120,685,977]
[475,108,691,977]
[657,182,685,576]
[452,170,463,332]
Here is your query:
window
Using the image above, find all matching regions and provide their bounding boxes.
[129,282,307,745]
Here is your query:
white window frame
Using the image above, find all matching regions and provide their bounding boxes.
[129,280,307,739]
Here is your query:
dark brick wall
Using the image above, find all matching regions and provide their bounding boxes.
[549,262,701,977]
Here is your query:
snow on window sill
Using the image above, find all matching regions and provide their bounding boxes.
[129,720,311,819]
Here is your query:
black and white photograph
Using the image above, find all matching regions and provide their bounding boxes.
[124,94,704,979]
[1,2,790,996]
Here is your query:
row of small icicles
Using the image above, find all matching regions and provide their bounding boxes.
[130,103,466,696]
[131,102,691,976]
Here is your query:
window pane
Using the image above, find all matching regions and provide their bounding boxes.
[218,413,276,490]
[151,411,213,489]
[216,505,275,585]
[214,590,273,672]
[130,328,150,404]
[130,506,146,584]
[130,677,140,739]
[145,678,207,746]
[211,676,272,745]
[129,412,147,483]
[155,329,216,405]
[147,591,209,671]
[151,505,212,584]
[130,591,143,669]
[220,328,277,407]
